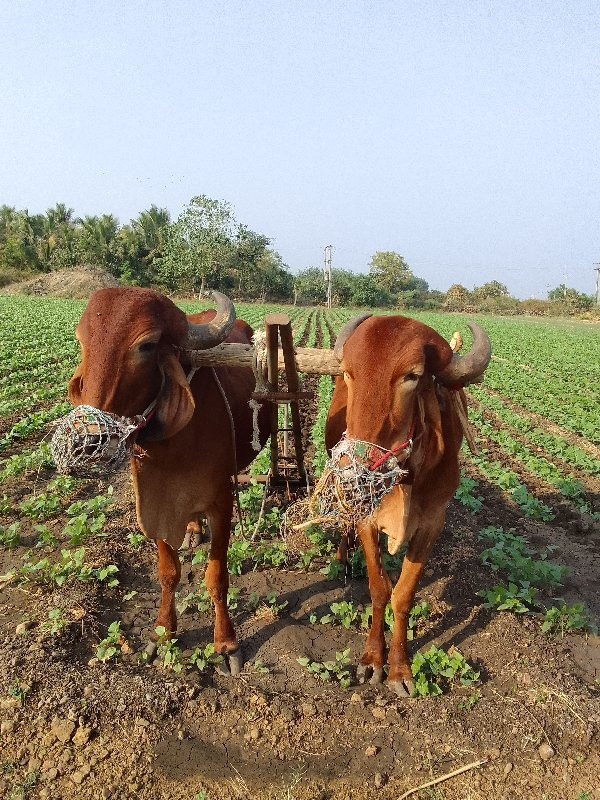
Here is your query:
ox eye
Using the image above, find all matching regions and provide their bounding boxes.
[138,341,157,353]
[403,372,419,383]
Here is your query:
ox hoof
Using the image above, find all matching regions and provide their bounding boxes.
[357,664,384,685]
[216,648,244,677]
[144,641,158,663]
[387,677,415,698]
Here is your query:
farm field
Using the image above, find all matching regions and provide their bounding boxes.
[0,294,599,800]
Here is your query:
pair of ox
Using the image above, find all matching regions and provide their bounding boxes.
[70,288,490,692]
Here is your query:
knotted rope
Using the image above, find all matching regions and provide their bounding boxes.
[249,329,268,452]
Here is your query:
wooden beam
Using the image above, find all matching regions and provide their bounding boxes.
[184,343,341,375]
[278,316,306,480]
[251,391,314,402]
[265,318,280,480]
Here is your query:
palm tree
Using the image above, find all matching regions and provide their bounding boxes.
[77,214,120,272]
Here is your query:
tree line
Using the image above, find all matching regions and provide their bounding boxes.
[0,197,595,315]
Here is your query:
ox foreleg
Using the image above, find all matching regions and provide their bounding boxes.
[388,526,440,697]
[155,539,181,634]
[357,521,392,685]
[205,498,243,676]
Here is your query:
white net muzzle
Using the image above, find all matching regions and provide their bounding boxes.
[50,404,145,477]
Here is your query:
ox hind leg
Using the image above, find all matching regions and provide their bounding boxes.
[205,495,243,676]
[387,524,441,697]
[357,521,392,685]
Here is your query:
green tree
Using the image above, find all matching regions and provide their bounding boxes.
[254,249,293,301]
[232,225,270,295]
[369,251,414,295]
[76,214,120,273]
[0,206,40,273]
[118,205,170,285]
[443,283,472,311]
[473,280,509,301]
[156,196,235,294]
[350,273,394,307]
[548,285,593,311]
[294,267,327,305]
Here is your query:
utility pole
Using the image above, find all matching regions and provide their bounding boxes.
[323,244,333,309]
[595,263,600,305]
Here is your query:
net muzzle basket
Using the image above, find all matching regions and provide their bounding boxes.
[284,434,409,539]
[50,404,145,477]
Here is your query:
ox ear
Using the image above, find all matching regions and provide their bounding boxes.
[150,349,195,440]
[424,334,453,376]
[68,364,84,405]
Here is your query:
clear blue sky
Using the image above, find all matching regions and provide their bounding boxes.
[1,1,598,298]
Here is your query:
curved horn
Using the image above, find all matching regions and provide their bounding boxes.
[333,313,372,361]
[437,321,491,385]
[182,291,236,350]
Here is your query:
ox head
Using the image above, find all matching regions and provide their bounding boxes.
[333,314,491,453]
[68,288,235,441]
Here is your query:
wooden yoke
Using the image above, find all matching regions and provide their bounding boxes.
[183,314,341,485]
[262,313,307,484]
[183,342,342,376]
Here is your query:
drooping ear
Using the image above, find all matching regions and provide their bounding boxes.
[412,382,445,475]
[424,333,453,376]
[67,364,84,405]
[147,348,195,441]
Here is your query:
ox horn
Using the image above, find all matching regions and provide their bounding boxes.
[437,322,491,385]
[182,291,236,350]
[333,313,372,361]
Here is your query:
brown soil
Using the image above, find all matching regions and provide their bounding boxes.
[1,345,599,799]
[1,265,119,299]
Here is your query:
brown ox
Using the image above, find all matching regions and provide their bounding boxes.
[69,288,270,674]
[325,314,491,696]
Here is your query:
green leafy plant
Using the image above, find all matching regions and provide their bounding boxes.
[19,492,61,520]
[9,679,31,704]
[454,474,484,513]
[297,649,352,688]
[34,523,58,549]
[189,642,222,672]
[96,621,123,662]
[66,486,114,516]
[227,586,240,610]
[264,591,288,616]
[458,689,482,711]
[127,530,146,549]
[478,582,538,613]
[0,521,20,549]
[227,539,252,575]
[42,607,68,636]
[411,645,479,697]
[407,601,431,640]
[542,603,597,637]
[177,585,212,614]
[15,547,118,588]
[250,658,269,674]
[155,625,184,673]
[191,548,208,566]
[63,512,106,545]
[478,526,566,588]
